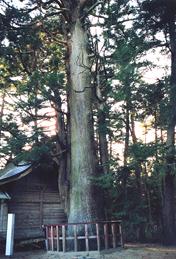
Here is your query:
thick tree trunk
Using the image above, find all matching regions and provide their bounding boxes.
[162,18,176,245]
[68,19,99,223]
[162,173,175,245]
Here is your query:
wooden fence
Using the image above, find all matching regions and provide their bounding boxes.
[43,220,124,252]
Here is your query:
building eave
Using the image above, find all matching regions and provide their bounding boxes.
[0,162,32,186]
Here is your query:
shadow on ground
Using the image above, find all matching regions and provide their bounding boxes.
[1,244,176,259]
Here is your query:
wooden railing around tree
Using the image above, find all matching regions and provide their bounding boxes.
[42,220,124,252]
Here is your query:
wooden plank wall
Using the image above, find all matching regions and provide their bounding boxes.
[4,168,67,239]
[0,201,8,238]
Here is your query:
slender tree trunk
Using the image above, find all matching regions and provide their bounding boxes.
[154,110,158,144]
[124,106,130,166]
[131,112,137,143]
[66,94,71,214]
[131,113,145,240]
[96,103,109,220]
[144,163,152,224]
[122,104,130,203]
[55,95,68,211]
[68,18,99,223]
[0,91,5,167]
[34,85,39,144]
[130,113,142,194]
[0,91,5,140]
[162,18,176,245]
[98,104,109,174]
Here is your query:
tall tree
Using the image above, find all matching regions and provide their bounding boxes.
[64,0,103,223]
[1,0,103,223]
[134,0,176,245]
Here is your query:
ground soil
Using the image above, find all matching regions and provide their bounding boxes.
[1,244,176,259]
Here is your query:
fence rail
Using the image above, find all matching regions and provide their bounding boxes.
[43,220,124,252]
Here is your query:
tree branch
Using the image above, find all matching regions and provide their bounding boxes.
[80,0,104,20]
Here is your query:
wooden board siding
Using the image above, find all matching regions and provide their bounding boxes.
[43,204,66,225]
[3,167,67,240]
[0,201,8,238]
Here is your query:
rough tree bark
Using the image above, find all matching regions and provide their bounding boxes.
[67,4,99,223]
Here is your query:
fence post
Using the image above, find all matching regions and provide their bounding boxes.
[119,223,124,248]
[74,225,78,252]
[96,223,100,251]
[5,214,15,256]
[104,223,108,249]
[45,226,49,250]
[111,223,116,248]
[43,220,124,253]
[51,226,54,251]
[85,224,89,252]
[56,225,60,251]
[62,225,66,252]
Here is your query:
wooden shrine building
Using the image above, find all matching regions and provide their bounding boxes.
[0,162,66,240]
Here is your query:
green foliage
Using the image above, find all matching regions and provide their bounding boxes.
[129,143,156,162]
[95,162,162,242]
[15,144,51,163]
[0,4,67,169]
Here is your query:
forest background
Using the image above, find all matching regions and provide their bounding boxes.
[0,0,176,246]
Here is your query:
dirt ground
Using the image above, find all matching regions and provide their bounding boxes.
[1,244,176,259]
